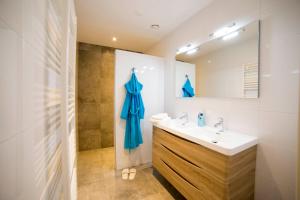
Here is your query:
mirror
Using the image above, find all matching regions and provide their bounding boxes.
[175,21,260,98]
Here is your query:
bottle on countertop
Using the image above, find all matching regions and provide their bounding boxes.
[198,112,206,127]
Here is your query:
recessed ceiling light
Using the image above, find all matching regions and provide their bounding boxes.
[112,37,117,42]
[150,24,160,30]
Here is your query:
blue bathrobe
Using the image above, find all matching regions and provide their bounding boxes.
[120,73,144,150]
[182,78,195,97]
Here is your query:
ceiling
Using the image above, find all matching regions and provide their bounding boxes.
[75,0,213,52]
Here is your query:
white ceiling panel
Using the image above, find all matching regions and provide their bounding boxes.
[75,0,213,52]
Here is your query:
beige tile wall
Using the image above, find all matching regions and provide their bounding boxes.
[78,43,115,151]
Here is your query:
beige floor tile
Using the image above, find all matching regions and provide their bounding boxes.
[77,147,175,200]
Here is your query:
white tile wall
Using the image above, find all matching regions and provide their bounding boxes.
[0,0,77,199]
[65,2,78,199]
[0,0,23,35]
[146,0,300,199]
[0,21,22,142]
[0,135,18,199]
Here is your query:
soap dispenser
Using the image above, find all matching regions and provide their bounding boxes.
[198,112,206,127]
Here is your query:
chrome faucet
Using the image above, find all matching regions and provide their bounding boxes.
[214,117,224,132]
[177,112,189,125]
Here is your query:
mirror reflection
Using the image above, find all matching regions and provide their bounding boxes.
[175,21,260,98]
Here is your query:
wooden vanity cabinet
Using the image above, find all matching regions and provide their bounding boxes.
[152,126,257,200]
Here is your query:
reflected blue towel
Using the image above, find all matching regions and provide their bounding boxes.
[120,73,144,150]
[182,78,195,97]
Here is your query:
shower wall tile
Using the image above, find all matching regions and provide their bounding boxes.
[99,103,114,119]
[78,43,115,151]
[100,102,114,148]
[100,78,114,103]
[100,49,115,78]
[78,87,100,103]
[78,103,100,130]
[78,129,101,151]
[101,130,114,148]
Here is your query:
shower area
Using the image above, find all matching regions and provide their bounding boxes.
[77,43,115,151]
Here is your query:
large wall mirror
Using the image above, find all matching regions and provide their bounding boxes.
[175,21,260,98]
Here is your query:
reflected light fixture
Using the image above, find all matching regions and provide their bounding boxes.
[211,22,236,38]
[186,48,198,55]
[222,31,239,40]
[112,37,117,42]
[176,44,193,54]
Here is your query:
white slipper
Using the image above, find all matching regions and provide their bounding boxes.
[122,168,129,180]
[129,168,136,180]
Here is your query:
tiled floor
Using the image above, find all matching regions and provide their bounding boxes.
[77,147,175,200]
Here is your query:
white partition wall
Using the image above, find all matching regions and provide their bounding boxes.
[115,50,164,170]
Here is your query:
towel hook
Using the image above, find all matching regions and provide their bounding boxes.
[132,67,135,73]
[185,74,188,78]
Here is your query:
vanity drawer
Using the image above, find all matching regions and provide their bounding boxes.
[153,141,226,199]
[153,154,205,200]
[153,127,228,180]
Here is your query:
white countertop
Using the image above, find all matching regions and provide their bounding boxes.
[152,119,258,156]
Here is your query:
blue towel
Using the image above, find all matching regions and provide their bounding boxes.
[182,78,195,97]
[120,73,144,150]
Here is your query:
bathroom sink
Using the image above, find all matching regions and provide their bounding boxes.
[154,119,258,156]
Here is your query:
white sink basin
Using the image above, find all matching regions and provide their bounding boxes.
[153,119,258,156]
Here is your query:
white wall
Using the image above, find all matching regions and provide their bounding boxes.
[115,50,164,170]
[65,2,78,200]
[194,38,257,98]
[0,0,77,199]
[147,0,300,199]
[175,61,195,97]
